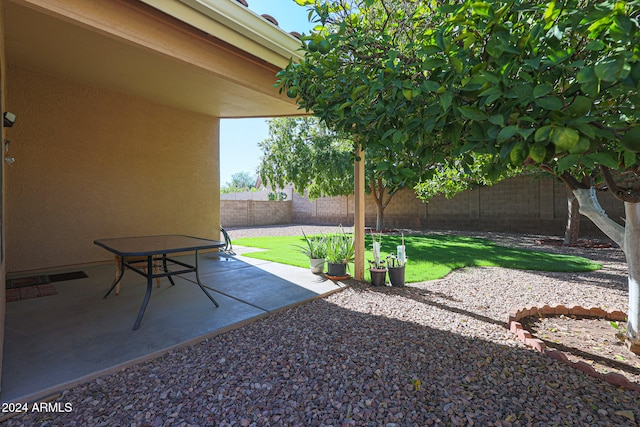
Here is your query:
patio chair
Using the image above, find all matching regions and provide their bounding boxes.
[220,226,235,256]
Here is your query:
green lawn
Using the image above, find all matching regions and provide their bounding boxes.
[233,234,601,283]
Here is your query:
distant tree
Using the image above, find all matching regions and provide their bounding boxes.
[221,171,256,193]
[259,117,509,230]
[259,117,424,230]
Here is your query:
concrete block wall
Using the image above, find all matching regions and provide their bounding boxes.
[223,175,625,238]
[221,200,291,227]
[288,175,626,238]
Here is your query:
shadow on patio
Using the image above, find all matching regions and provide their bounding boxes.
[1,252,346,404]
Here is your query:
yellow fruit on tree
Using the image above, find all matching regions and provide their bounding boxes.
[510,141,528,165]
[529,142,547,163]
[569,136,591,154]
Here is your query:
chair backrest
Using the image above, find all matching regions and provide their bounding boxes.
[220,226,235,255]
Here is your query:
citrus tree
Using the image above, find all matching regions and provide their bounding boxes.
[279,0,640,348]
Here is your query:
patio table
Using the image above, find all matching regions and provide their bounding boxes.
[94,235,226,330]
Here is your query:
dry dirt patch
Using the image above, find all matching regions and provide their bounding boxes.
[521,315,640,385]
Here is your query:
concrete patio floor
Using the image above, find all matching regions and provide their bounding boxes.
[1,251,346,404]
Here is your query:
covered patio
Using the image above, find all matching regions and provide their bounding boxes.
[2,250,345,404]
[0,0,308,402]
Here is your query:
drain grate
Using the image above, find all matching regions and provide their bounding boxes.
[6,275,49,289]
[48,271,88,283]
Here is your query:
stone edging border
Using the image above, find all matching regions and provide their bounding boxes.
[508,305,640,392]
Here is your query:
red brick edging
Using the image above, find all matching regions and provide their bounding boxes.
[508,305,640,392]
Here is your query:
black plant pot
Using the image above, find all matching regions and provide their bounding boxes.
[369,269,387,286]
[327,262,347,277]
[388,266,405,287]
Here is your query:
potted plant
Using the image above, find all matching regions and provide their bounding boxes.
[368,233,387,286]
[324,226,355,277]
[298,230,327,274]
[387,233,407,286]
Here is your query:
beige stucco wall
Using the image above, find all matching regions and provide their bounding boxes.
[0,0,7,392]
[5,66,220,273]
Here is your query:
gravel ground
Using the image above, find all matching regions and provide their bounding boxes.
[7,226,639,426]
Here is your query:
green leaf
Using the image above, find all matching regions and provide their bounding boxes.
[440,91,453,111]
[585,40,605,51]
[577,67,596,84]
[479,71,500,84]
[518,128,535,140]
[610,15,633,41]
[535,96,564,110]
[595,55,625,82]
[624,150,637,168]
[422,58,447,70]
[422,81,441,93]
[533,84,553,98]
[489,115,505,126]
[557,154,580,172]
[535,126,553,142]
[478,86,502,97]
[377,161,390,171]
[584,153,620,169]
[497,126,521,142]
[381,129,396,140]
[458,107,488,121]
[471,1,491,16]
[573,123,596,139]
[450,56,463,74]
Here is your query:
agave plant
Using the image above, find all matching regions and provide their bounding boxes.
[297,230,327,259]
[325,226,355,264]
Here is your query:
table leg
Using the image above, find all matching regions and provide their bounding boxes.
[194,250,219,307]
[163,254,176,287]
[132,256,154,330]
[104,256,126,299]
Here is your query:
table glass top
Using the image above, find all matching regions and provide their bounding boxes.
[94,234,226,256]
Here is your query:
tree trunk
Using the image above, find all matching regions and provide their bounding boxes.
[376,203,385,232]
[564,184,581,245]
[573,188,624,248]
[623,202,640,353]
[370,178,386,232]
[573,188,640,352]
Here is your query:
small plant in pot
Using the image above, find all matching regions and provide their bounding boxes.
[298,230,327,274]
[387,233,407,286]
[325,226,355,278]
[368,233,387,286]
[368,259,387,286]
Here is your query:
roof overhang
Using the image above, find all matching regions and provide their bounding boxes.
[4,0,306,117]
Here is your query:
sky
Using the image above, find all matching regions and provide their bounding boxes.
[219,0,314,186]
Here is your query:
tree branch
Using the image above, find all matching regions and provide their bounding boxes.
[601,166,640,203]
[574,187,626,250]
